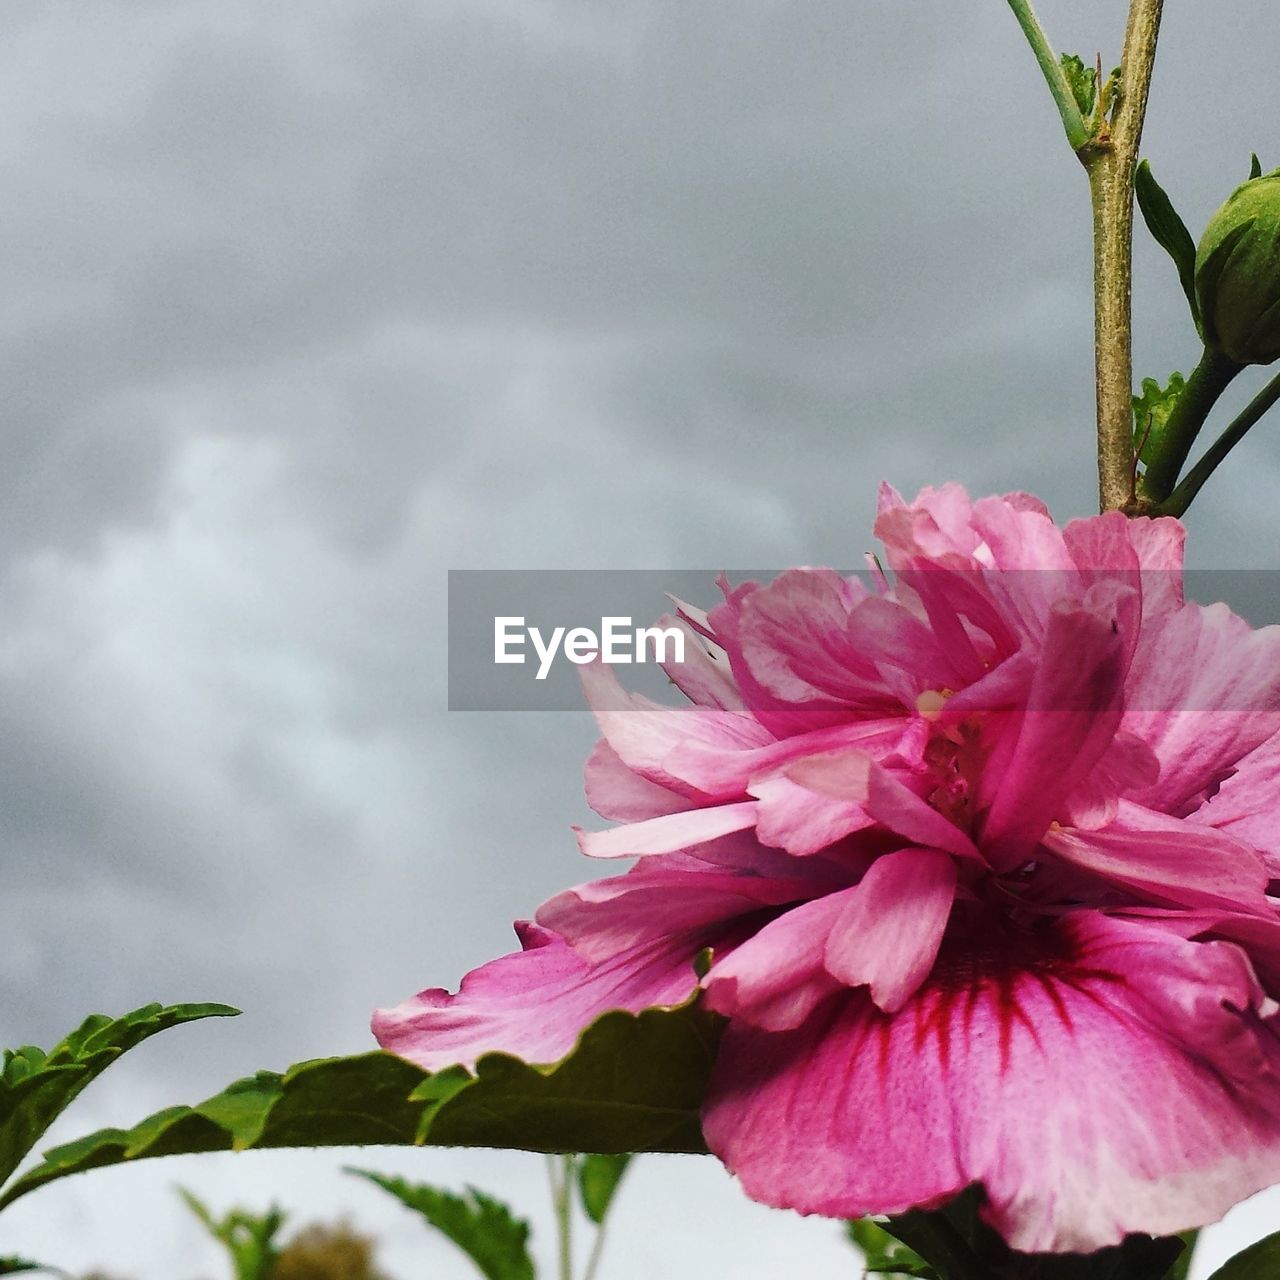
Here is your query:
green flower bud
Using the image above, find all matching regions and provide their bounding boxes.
[1195,168,1280,366]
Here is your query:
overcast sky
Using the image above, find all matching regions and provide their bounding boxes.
[2,3,1280,1276]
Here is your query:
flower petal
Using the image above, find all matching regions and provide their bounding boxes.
[1043,801,1271,914]
[1123,601,1280,814]
[584,740,692,823]
[703,912,1280,1253]
[373,922,700,1072]
[823,848,957,1012]
[784,749,982,861]
[979,597,1128,866]
[574,801,759,859]
[1192,729,1280,875]
[702,892,851,1031]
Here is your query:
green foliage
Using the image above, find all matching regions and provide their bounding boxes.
[348,1169,534,1280]
[2,1001,721,1209]
[0,1003,237,1191]
[846,1218,936,1278]
[1166,1231,1198,1280]
[1132,372,1188,465]
[1135,160,1200,320]
[576,1153,631,1226]
[0,1261,57,1276]
[1057,53,1121,135]
[180,1189,286,1280]
[877,1192,1186,1280]
[1059,53,1098,118]
[1206,1231,1280,1279]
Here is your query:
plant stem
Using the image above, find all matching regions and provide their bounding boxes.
[1004,0,1090,148]
[1084,0,1165,513]
[582,1220,610,1280]
[547,1154,575,1280]
[1159,367,1280,516]
[1138,347,1243,503]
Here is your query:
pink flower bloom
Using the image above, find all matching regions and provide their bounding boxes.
[375,484,1280,1253]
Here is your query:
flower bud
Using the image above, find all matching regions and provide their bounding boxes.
[1194,167,1280,366]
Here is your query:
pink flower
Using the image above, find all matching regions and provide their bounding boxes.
[375,484,1280,1253]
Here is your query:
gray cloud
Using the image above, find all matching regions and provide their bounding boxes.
[1,1,1279,1275]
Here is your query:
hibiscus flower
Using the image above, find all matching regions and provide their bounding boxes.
[374,484,1280,1253]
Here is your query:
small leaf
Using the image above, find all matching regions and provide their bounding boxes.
[1059,53,1098,117]
[0,1003,238,1188]
[1135,160,1200,320]
[1167,1230,1198,1280]
[1132,371,1188,465]
[1251,153,1263,180]
[0,1261,60,1277]
[577,1153,631,1225]
[180,1188,286,1280]
[1,999,721,1208]
[845,1219,937,1278]
[348,1169,533,1280]
[1207,1231,1280,1279]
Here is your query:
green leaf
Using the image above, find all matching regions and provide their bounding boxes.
[179,1188,286,1280]
[0,1261,60,1277]
[1207,1231,1280,1279]
[1251,153,1263,180]
[348,1169,533,1280]
[0,1000,721,1208]
[0,1003,238,1188]
[577,1153,631,1225]
[1059,53,1098,117]
[1136,160,1200,319]
[1132,371,1188,465]
[846,1218,936,1278]
[1167,1230,1198,1280]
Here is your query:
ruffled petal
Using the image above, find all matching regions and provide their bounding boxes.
[979,597,1128,866]
[729,568,889,710]
[1192,730,1280,875]
[580,662,774,800]
[584,740,692,823]
[703,912,1280,1253]
[1043,801,1271,914]
[373,922,700,1071]
[574,801,759,859]
[537,861,832,962]
[823,847,957,1012]
[1124,602,1280,814]
[783,750,983,861]
[701,892,851,1031]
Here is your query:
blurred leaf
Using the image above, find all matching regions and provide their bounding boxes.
[1059,53,1098,117]
[1207,1231,1280,1279]
[1167,1230,1198,1280]
[1136,160,1200,319]
[0,1003,237,1189]
[348,1169,533,1280]
[1251,153,1263,180]
[179,1188,286,1280]
[1,1000,721,1208]
[576,1153,631,1225]
[0,1260,59,1276]
[845,1218,936,1278]
[1132,371,1188,465]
